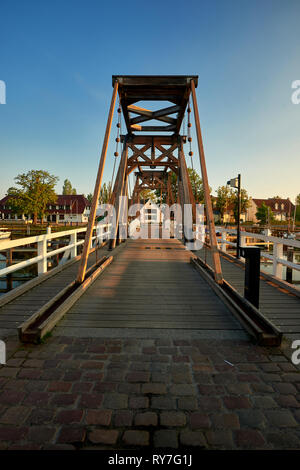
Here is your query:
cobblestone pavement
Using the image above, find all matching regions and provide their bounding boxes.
[0,335,300,450]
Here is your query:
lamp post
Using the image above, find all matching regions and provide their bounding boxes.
[227,174,241,259]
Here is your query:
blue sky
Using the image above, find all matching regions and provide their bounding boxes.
[0,0,299,202]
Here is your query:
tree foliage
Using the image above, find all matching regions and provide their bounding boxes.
[255,202,275,225]
[62,179,77,195]
[7,170,58,224]
[99,182,112,204]
[139,189,157,202]
[154,168,208,204]
[215,185,234,219]
[233,188,250,222]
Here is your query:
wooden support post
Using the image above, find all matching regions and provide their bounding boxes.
[190,79,223,283]
[76,81,118,283]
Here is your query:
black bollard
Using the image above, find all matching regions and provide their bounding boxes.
[240,246,261,309]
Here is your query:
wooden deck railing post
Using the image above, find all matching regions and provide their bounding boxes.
[76,81,118,283]
[190,79,223,284]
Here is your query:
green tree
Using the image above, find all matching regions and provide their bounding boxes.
[7,170,58,224]
[62,179,76,195]
[255,202,275,225]
[139,189,157,202]
[233,188,250,223]
[99,182,112,204]
[86,193,93,204]
[154,168,208,204]
[215,185,234,221]
[296,193,300,206]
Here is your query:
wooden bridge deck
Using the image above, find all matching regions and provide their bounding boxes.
[0,243,124,337]
[196,246,300,336]
[57,238,242,334]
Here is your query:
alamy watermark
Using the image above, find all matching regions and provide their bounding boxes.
[0,80,6,104]
[96,198,205,251]
[291,340,300,365]
[291,80,300,104]
[0,340,6,364]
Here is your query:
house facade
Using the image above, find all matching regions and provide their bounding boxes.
[249,198,295,223]
[0,194,91,224]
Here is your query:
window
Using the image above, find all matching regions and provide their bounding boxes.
[281,203,284,210]
[275,203,278,210]
[49,205,52,209]
[59,214,64,220]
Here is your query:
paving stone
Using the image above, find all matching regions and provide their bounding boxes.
[180,430,206,447]
[58,427,86,444]
[197,384,225,395]
[80,393,104,409]
[274,383,298,394]
[72,382,93,392]
[211,413,240,429]
[142,383,167,395]
[126,371,150,383]
[190,413,211,429]
[118,383,140,394]
[0,406,30,425]
[153,430,178,448]
[265,410,298,427]
[103,393,128,409]
[151,396,176,410]
[170,384,196,396]
[252,396,278,409]
[266,432,300,449]
[51,393,78,406]
[6,358,24,367]
[0,368,19,378]
[23,359,44,368]
[114,410,133,426]
[129,362,151,371]
[55,410,83,424]
[226,383,252,395]
[177,397,198,410]
[172,356,189,363]
[0,390,25,405]
[151,372,171,383]
[206,430,234,448]
[28,426,56,443]
[0,426,28,441]
[160,411,186,427]
[198,396,223,411]
[135,412,158,426]
[251,382,274,394]
[235,429,266,449]
[48,381,72,392]
[223,396,251,410]
[129,396,149,409]
[85,409,112,426]
[238,410,265,429]
[123,430,149,446]
[89,429,118,445]
[26,409,55,425]
[275,395,300,408]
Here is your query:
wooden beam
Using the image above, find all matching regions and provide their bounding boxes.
[76,80,118,284]
[190,79,223,284]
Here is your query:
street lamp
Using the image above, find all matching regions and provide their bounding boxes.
[227,174,241,259]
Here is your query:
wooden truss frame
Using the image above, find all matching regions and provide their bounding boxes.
[77,76,223,284]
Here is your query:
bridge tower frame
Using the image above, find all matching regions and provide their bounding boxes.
[77,76,223,284]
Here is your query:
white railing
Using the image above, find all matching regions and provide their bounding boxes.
[214,226,300,280]
[0,224,111,277]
